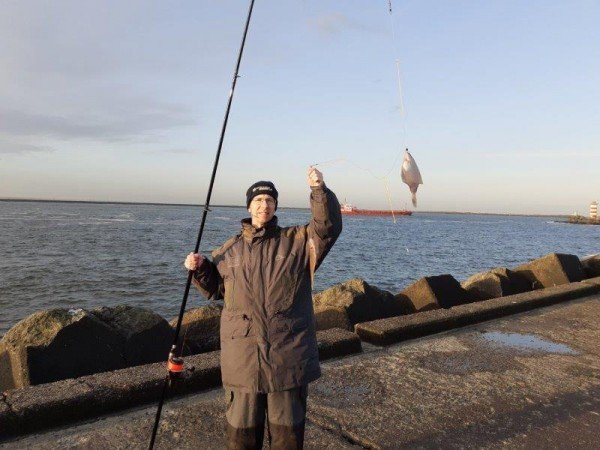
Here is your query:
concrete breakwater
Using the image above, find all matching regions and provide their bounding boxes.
[1,252,599,439]
[567,215,600,225]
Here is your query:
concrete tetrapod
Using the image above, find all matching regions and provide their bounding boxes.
[461,267,532,302]
[581,254,600,278]
[92,305,174,367]
[0,309,125,391]
[399,274,469,312]
[355,280,600,346]
[169,304,223,356]
[313,278,411,330]
[513,253,585,289]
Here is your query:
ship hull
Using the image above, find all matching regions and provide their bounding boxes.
[341,209,412,216]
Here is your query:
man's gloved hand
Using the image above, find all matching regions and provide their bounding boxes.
[184,252,205,271]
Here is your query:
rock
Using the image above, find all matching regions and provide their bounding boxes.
[169,305,222,356]
[0,309,124,391]
[461,267,531,302]
[513,253,584,289]
[313,279,411,330]
[400,275,469,312]
[581,254,600,278]
[92,305,173,366]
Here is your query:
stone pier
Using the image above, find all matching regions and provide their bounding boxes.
[1,287,599,449]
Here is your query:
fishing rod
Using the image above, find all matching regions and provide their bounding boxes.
[148,1,256,448]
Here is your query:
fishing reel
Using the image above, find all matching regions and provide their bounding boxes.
[167,353,184,378]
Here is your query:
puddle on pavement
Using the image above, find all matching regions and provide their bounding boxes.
[481,332,578,355]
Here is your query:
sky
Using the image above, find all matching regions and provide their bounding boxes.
[1,0,599,215]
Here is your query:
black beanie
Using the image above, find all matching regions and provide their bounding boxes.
[246,181,278,208]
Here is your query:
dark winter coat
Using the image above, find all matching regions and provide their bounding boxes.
[192,184,342,392]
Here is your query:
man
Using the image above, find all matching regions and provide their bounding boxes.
[184,166,342,449]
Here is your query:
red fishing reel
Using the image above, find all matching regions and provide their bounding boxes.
[167,353,185,379]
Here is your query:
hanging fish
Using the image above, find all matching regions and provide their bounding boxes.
[400,149,423,207]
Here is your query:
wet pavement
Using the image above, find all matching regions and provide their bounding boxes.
[480,331,578,355]
[2,295,599,449]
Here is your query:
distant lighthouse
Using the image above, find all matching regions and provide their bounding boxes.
[591,201,598,219]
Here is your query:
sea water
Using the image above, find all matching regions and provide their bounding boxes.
[1,200,597,335]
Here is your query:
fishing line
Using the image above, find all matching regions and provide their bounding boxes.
[383,178,397,223]
[314,156,412,255]
[315,1,411,216]
[313,151,404,215]
[388,0,408,150]
[314,1,415,251]
[314,155,399,180]
[148,1,256,448]
[313,157,402,222]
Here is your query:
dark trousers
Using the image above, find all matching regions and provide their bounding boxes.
[225,385,308,450]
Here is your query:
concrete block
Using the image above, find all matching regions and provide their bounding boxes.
[76,358,167,413]
[461,267,533,302]
[461,271,509,301]
[92,305,173,367]
[0,309,125,391]
[3,378,97,436]
[0,345,20,392]
[313,279,410,329]
[0,351,222,438]
[314,306,351,331]
[0,396,17,436]
[581,254,600,278]
[490,267,533,295]
[317,328,362,360]
[582,276,600,287]
[79,350,222,408]
[400,274,469,312]
[170,305,222,356]
[356,281,600,346]
[513,253,584,289]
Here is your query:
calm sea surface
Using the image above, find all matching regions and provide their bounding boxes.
[1,200,598,336]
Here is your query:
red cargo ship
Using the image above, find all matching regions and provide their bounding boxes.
[340,203,412,216]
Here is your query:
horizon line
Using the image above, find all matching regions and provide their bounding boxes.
[0,197,569,218]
